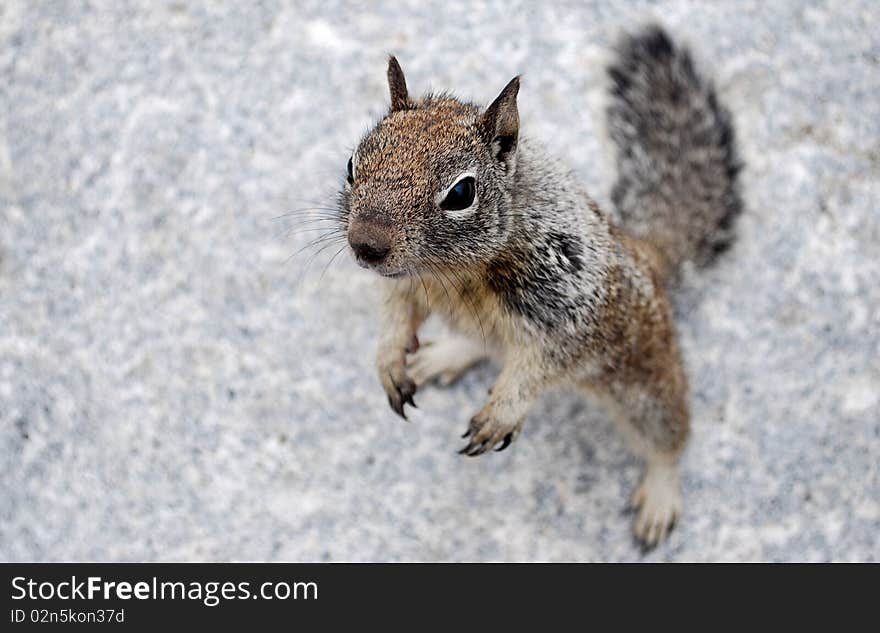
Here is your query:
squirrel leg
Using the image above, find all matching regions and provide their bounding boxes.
[603,373,689,550]
[406,335,488,387]
[458,353,547,456]
[630,453,683,550]
[376,281,429,420]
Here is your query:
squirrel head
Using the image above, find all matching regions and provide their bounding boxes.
[340,56,521,278]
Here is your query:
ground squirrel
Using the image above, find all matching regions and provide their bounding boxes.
[337,25,742,548]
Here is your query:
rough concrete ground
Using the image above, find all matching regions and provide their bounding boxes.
[1,1,878,561]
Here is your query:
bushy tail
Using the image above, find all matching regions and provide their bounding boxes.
[607,25,742,274]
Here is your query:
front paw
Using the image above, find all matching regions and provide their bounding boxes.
[379,363,417,420]
[458,409,522,456]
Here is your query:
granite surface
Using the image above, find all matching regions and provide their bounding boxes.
[1,1,878,561]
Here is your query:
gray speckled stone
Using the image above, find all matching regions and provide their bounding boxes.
[1,1,878,561]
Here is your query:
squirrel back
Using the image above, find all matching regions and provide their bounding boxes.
[606,25,743,276]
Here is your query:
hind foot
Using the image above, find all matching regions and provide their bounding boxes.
[631,460,683,549]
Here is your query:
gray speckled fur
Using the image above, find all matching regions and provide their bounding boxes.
[608,25,742,271]
[489,139,615,338]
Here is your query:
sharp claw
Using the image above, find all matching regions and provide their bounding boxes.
[458,440,486,456]
[467,441,488,457]
[495,433,512,452]
[461,428,472,439]
[388,395,408,420]
[386,372,417,420]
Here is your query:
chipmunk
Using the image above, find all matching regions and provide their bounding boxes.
[337,25,741,548]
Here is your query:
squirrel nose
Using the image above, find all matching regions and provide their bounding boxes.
[348,215,395,266]
[348,226,392,265]
[351,238,390,264]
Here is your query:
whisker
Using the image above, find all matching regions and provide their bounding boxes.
[406,273,416,306]
[285,231,346,264]
[319,244,350,282]
[301,236,347,272]
[429,255,488,349]
[284,225,346,238]
[271,210,341,221]
[275,197,340,208]
[415,267,431,314]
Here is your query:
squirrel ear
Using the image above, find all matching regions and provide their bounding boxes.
[387,56,410,112]
[480,76,520,163]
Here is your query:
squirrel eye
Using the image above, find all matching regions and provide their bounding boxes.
[441,176,476,211]
[346,156,354,185]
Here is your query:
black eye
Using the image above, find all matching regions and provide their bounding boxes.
[346,157,354,185]
[441,177,476,211]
